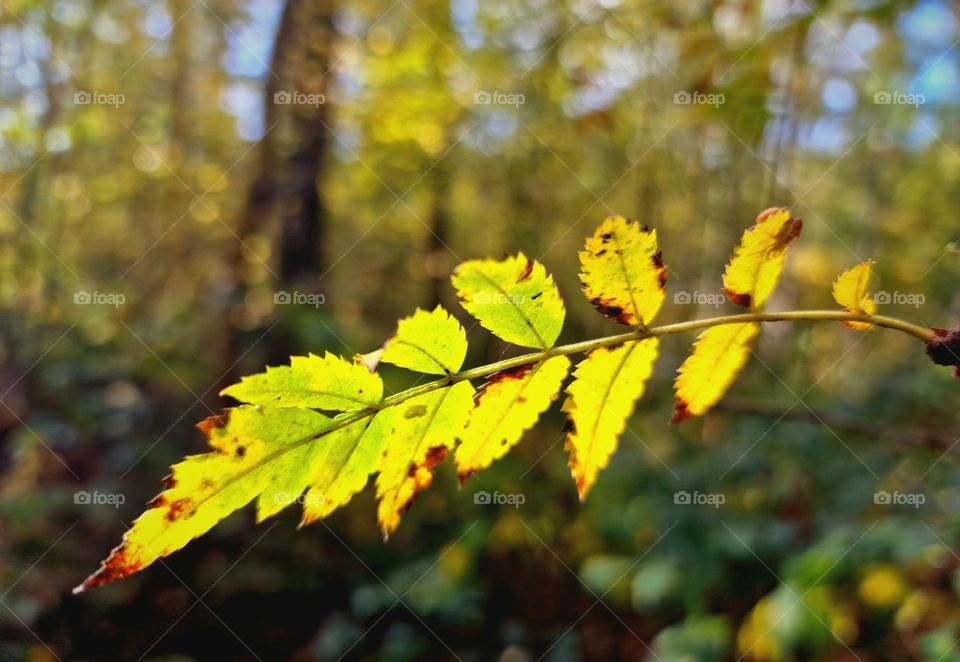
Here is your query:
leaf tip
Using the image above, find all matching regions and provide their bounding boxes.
[574,473,593,501]
[671,398,693,423]
[722,288,752,309]
[197,412,229,436]
[358,348,384,373]
[73,544,143,593]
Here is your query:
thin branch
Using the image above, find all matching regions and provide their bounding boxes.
[257,308,935,450]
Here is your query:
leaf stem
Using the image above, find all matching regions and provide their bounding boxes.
[308,309,932,438]
[381,309,933,404]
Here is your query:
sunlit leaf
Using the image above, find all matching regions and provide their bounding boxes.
[297,415,389,527]
[452,253,565,349]
[722,207,803,309]
[222,352,383,411]
[77,208,942,592]
[672,323,759,422]
[832,261,876,330]
[579,215,667,326]
[362,305,468,375]
[375,380,475,538]
[563,338,659,499]
[455,355,571,481]
[74,406,340,592]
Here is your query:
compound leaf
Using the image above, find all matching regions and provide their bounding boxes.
[452,253,565,349]
[222,352,383,411]
[362,305,467,375]
[722,207,803,309]
[672,322,759,422]
[832,261,876,330]
[375,380,475,538]
[579,215,667,326]
[455,355,571,482]
[74,406,341,592]
[563,338,659,500]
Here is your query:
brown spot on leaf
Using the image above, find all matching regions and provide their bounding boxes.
[475,364,534,403]
[723,288,752,309]
[589,297,633,325]
[652,250,667,288]
[756,207,787,223]
[517,258,534,282]
[398,446,448,521]
[772,217,803,250]
[235,445,246,458]
[407,446,447,479]
[423,445,447,469]
[165,497,194,522]
[671,398,693,423]
[73,547,144,594]
[160,474,176,489]
[197,413,228,437]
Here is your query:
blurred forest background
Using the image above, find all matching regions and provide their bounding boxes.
[2,0,960,659]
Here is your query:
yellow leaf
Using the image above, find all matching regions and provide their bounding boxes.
[221,352,383,411]
[722,207,802,309]
[579,216,667,326]
[452,253,565,349]
[375,380,475,537]
[563,338,659,500]
[360,305,468,375]
[455,355,570,481]
[297,416,388,527]
[832,261,876,330]
[74,406,341,592]
[672,323,759,422]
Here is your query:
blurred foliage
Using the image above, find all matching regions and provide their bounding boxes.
[1,0,960,659]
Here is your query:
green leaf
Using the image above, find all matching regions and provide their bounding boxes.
[363,305,467,375]
[452,252,565,349]
[221,352,383,411]
[455,355,571,481]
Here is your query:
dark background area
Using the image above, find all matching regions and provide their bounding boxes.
[2,0,960,659]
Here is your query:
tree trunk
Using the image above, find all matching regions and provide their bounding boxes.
[218,0,337,387]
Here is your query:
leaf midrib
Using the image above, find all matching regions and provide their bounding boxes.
[611,230,642,324]
[581,341,638,466]
[459,360,547,470]
[394,339,454,374]
[684,324,756,397]
[472,269,549,349]
[234,388,377,408]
